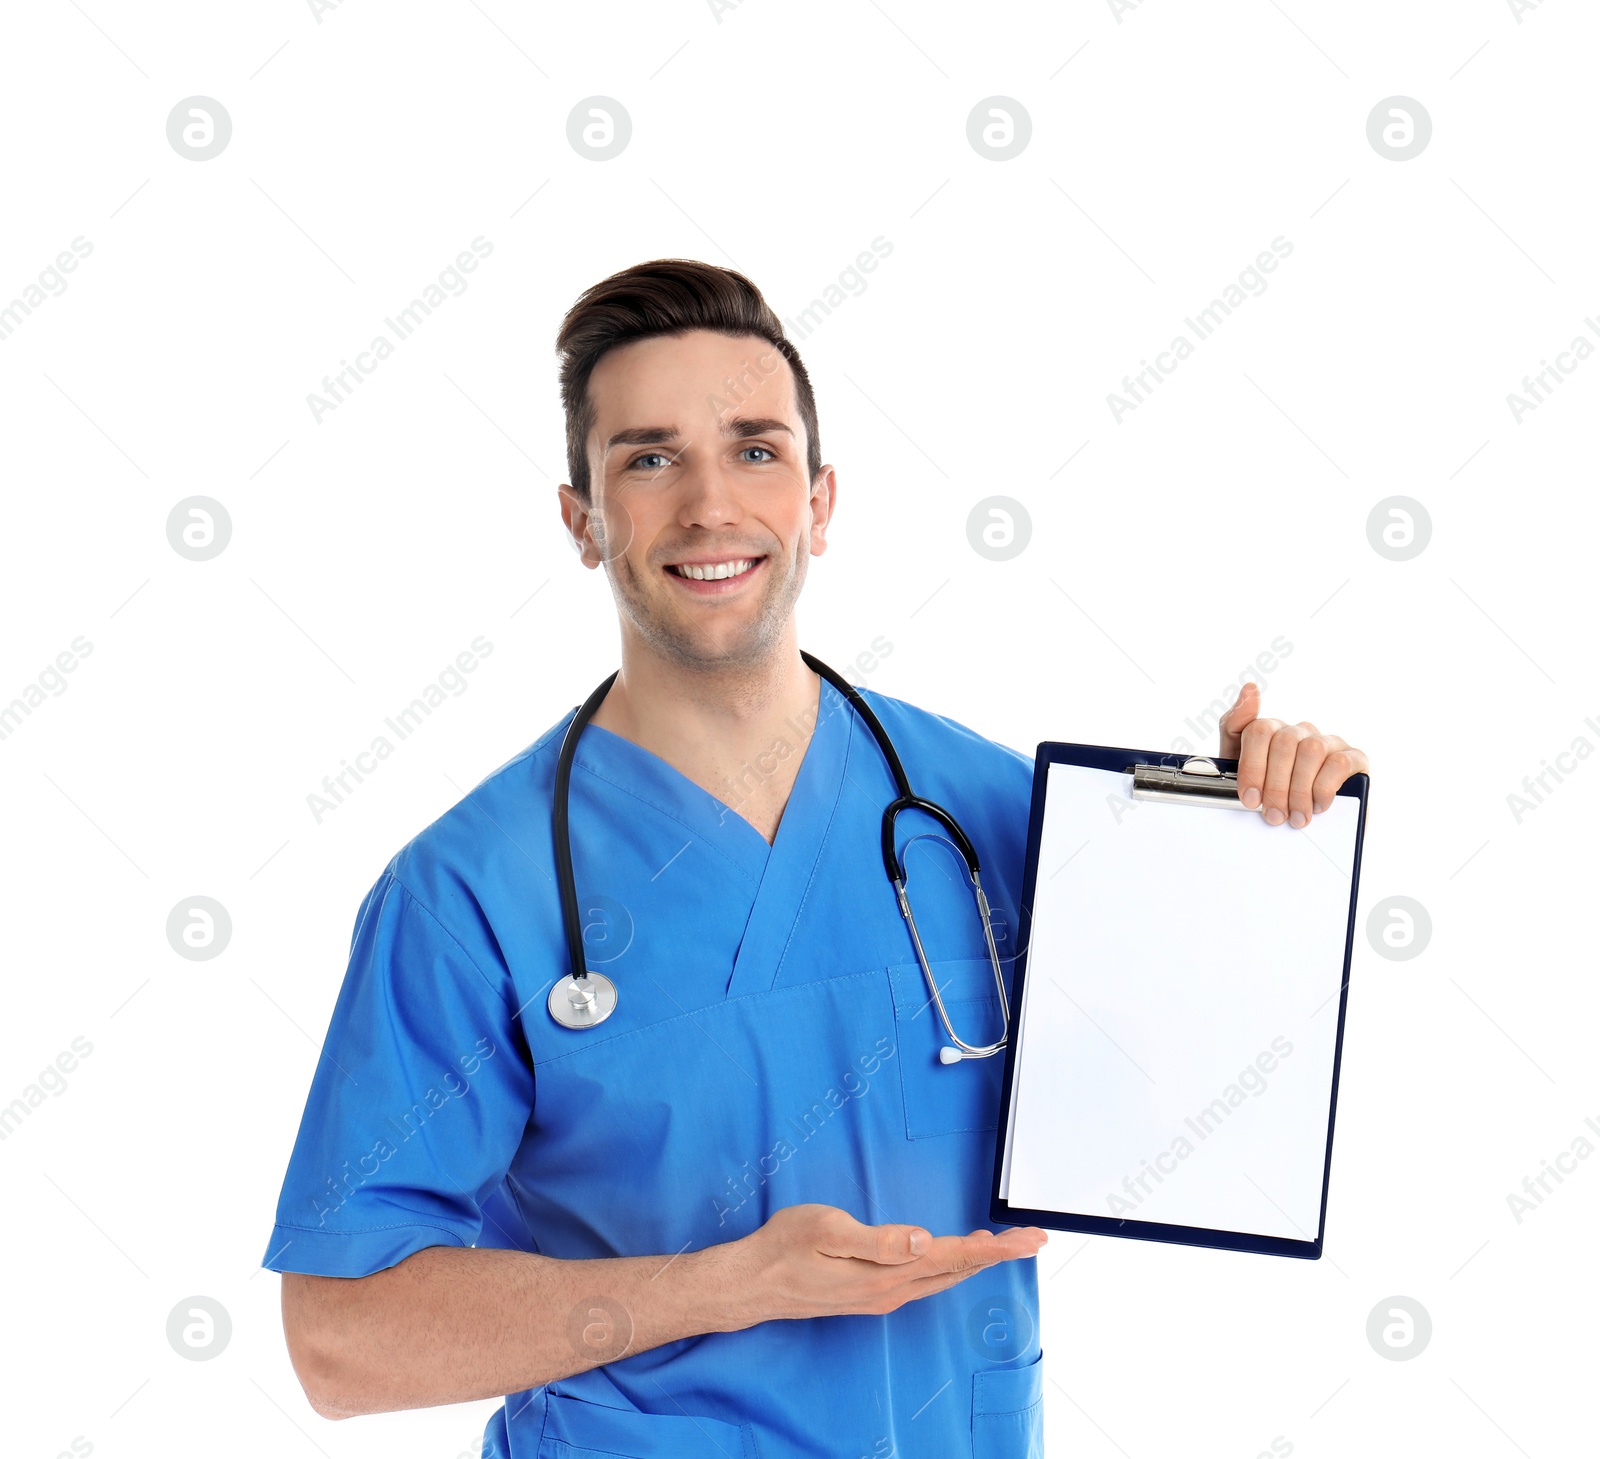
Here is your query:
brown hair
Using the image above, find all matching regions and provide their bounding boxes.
[555,258,821,503]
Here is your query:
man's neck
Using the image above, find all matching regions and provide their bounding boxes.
[588,631,822,845]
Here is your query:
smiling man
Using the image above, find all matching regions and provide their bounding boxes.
[262,259,1368,1458]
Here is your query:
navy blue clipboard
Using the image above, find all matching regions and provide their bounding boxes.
[988,742,1369,1260]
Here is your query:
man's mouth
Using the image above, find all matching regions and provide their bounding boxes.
[664,556,765,583]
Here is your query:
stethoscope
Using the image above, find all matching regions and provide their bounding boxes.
[548,651,1011,1063]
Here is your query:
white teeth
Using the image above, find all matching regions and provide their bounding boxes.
[672,558,756,581]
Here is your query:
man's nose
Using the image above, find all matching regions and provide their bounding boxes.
[675,455,742,527]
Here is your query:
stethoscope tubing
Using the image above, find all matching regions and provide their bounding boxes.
[550,653,1008,1056]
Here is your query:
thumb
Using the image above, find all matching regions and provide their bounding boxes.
[1218,681,1259,756]
[811,1208,930,1264]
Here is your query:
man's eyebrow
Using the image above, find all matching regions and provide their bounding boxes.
[605,425,680,452]
[604,417,793,454]
[723,416,793,440]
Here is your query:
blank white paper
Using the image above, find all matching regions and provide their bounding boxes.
[1000,762,1359,1243]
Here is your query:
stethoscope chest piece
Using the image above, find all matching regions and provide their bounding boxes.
[547,971,618,1030]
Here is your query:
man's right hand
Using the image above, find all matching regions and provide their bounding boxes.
[719,1204,1048,1328]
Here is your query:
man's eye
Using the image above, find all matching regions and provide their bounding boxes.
[630,452,670,471]
[741,446,775,462]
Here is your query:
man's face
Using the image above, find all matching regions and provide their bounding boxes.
[560,329,835,671]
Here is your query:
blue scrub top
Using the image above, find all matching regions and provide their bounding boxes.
[262,678,1044,1458]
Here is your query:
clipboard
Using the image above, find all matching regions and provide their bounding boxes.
[989,743,1369,1259]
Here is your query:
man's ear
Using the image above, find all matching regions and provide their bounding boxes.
[557,482,603,570]
[809,465,837,556]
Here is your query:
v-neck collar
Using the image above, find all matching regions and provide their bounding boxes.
[570,677,856,996]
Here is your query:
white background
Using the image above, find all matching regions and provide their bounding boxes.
[2,1,1595,1456]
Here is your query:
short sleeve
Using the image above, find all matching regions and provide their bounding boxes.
[260,869,536,1277]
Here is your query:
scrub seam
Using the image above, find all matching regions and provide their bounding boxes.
[531,964,893,1070]
[765,684,860,987]
[571,754,762,887]
[270,1218,470,1239]
[388,874,518,1011]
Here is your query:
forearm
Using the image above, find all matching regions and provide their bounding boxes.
[285,1240,755,1419]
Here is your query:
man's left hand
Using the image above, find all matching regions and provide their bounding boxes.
[1217,683,1368,828]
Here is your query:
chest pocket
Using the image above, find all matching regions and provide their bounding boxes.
[888,957,1008,1139]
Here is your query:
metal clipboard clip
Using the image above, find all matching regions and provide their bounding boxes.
[1128,756,1250,809]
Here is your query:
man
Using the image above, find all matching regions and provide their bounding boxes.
[263,259,1367,1457]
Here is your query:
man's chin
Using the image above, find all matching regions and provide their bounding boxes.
[644,603,785,672]
[617,563,801,670]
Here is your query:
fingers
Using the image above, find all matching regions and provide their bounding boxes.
[1285,728,1326,827]
[1257,723,1310,825]
[1234,714,1284,810]
[797,1207,1046,1271]
[1311,741,1367,813]
[914,1227,1046,1277]
[801,1206,928,1265]
[1217,682,1260,758]
[898,1230,1049,1301]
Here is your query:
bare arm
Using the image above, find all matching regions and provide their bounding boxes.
[282,1204,1046,1419]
